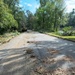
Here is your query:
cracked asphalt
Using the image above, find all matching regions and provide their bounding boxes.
[0,32,75,75]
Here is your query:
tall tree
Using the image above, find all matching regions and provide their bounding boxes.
[0,0,18,33]
[26,10,36,30]
[15,11,27,31]
[68,9,75,27]
[3,0,27,32]
[35,0,65,31]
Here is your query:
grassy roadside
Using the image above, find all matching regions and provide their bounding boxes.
[46,32,75,42]
[0,31,20,44]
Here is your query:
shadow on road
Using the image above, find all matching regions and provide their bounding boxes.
[0,39,75,75]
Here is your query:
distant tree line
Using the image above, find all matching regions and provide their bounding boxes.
[0,0,75,34]
[26,0,75,34]
[26,0,67,32]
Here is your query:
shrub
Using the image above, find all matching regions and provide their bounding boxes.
[0,0,18,33]
[62,26,72,36]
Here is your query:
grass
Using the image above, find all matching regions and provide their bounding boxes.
[46,32,75,42]
[0,31,20,44]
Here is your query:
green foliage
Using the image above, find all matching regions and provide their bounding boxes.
[67,9,75,27]
[63,26,72,32]
[26,10,37,30]
[15,11,27,31]
[62,26,73,36]
[48,32,75,42]
[0,0,27,34]
[0,0,75,35]
[35,0,65,32]
[0,0,18,33]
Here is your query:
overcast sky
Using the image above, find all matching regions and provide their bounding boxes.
[20,0,75,13]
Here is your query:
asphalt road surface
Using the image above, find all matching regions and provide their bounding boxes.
[0,32,75,75]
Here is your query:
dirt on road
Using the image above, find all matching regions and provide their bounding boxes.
[0,32,75,75]
[0,32,34,50]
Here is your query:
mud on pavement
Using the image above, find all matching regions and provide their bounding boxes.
[25,40,75,75]
[0,45,75,75]
[27,47,75,75]
[0,32,75,75]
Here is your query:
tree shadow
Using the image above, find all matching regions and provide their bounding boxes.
[26,39,75,74]
[0,38,75,75]
[0,47,38,75]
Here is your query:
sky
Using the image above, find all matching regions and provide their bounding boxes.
[20,0,75,13]
[20,0,40,13]
[66,0,75,13]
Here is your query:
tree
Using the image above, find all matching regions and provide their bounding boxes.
[3,0,19,15]
[35,0,65,31]
[26,10,36,30]
[15,11,27,31]
[68,9,75,27]
[0,0,18,33]
[3,0,27,32]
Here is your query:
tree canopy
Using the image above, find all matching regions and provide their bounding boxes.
[0,0,75,34]
[0,0,18,33]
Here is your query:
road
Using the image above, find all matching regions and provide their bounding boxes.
[0,32,75,75]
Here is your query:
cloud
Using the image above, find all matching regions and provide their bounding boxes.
[30,4,40,14]
[19,4,23,7]
[28,4,32,7]
[24,2,32,7]
[34,4,40,9]
[65,0,75,12]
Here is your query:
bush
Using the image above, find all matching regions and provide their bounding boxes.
[62,26,73,36]
[0,0,18,34]
[62,32,72,36]
[71,31,75,36]
[63,26,72,32]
